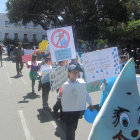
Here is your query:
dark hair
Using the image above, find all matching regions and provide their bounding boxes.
[68,64,79,72]
[119,55,126,60]
[45,57,52,63]
[18,42,22,45]
[32,54,37,62]
[58,61,63,65]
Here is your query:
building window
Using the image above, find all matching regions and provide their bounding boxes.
[33,34,36,41]
[42,35,47,40]
[33,23,37,28]
[14,33,18,40]
[24,34,28,41]
[5,33,9,39]
[24,23,27,29]
[5,21,9,27]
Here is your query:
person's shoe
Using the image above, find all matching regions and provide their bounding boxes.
[43,106,51,111]
[19,71,22,75]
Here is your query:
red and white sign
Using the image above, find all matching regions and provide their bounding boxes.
[22,55,32,63]
[51,29,70,48]
[47,26,76,62]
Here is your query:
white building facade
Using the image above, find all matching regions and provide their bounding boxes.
[0,13,48,45]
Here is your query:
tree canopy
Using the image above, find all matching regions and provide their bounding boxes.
[6,0,140,45]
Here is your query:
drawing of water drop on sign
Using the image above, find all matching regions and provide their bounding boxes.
[51,29,70,48]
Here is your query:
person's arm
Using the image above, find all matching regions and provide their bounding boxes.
[86,93,92,105]
[38,65,43,76]
[100,79,106,91]
[57,87,62,99]
[86,93,94,111]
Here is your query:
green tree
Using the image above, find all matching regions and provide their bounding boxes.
[6,0,99,40]
[6,0,140,45]
[126,19,140,40]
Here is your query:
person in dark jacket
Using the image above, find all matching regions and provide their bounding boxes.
[13,42,24,76]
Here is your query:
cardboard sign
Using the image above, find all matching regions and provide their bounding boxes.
[24,49,34,55]
[86,81,101,93]
[40,64,52,84]
[22,55,32,63]
[50,65,68,91]
[88,59,140,140]
[47,26,76,62]
[82,47,120,83]
[61,79,87,112]
[39,40,48,52]
[86,76,140,93]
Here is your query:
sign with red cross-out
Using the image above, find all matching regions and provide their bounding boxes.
[47,26,76,62]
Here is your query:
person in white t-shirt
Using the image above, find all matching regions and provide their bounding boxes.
[39,56,52,111]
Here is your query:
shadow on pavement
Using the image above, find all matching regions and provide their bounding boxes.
[18,92,40,104]
[3,57,12,61]
[37,109,66,140]
[37,109,53,123]
[18,100,29,103]
[10,75,23,79]
[3,56,15,63]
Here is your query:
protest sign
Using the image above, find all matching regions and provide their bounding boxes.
[22,55,32,63]
[137,76,140,88]
[47,26,76,62]
[86,81,101,93]
[86,75,140,93]
[61,79,87,111]
[39,40,48,52]
[82,47,120,83]
[24,49,34,55]
[50,65,68,91]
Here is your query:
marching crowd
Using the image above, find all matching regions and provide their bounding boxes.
[0,42,133,140]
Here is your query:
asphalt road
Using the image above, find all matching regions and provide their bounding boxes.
[0,55,101,140]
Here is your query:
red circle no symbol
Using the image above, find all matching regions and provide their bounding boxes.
[51,29,70,48]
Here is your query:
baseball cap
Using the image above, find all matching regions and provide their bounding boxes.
[68,64,79,72]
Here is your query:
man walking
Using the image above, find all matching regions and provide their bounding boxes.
[13,42,24,76]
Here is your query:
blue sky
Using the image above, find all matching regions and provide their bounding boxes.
[0,0,7,13]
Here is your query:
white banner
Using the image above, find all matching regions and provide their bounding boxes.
[82,47,120,83]
[47,26,76,62]
[50,65,68,91]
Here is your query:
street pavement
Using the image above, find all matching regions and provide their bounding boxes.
[0,55,101,140]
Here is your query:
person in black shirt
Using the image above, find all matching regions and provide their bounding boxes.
[13,42,24,76]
